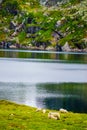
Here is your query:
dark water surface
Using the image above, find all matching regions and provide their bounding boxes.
[0,49,87,113]
[0,82,87,113]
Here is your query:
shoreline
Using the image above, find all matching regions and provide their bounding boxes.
[0,47,87,53]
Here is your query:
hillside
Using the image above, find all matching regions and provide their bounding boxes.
[0,100,87,130]
[0,0,87,51]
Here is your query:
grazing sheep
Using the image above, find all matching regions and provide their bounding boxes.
[42,109,46,114]
[36,108,47,113]
[48,112,60,120]
[59,108,68,113]
[36,108,42,112]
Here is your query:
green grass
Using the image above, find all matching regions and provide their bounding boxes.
[0,100,87,130]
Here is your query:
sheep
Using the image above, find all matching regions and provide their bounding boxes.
[42,109,46,114]
[36,108,46,113]
[48,112,60,120]
[59,108,68,113]
[36,108,42,112]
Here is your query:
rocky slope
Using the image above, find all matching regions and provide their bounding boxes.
[0,0,87,51]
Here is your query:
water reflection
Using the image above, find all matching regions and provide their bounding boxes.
[0,49,87,63]
[36,83,87,113]
[0,82,87,113]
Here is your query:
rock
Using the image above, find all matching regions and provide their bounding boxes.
[46,46,55,51]
[26,33,31,38]
[53,30,64,38]
[56,20,62,27]
[26,26,40,34]
[15,43,20,48]
[27,17,33,24]
[1,41,5,49]
[0,41,10,49]
[56,17,66,27]
[82,38,87,44]
[9,21,17,30]
[0,42,3,48]
[72,48,82,52]
[39,45,45,50]
[9,45,17,49]
[35,42,47,49]
[52,32,60,40]
[10,10,18,15]
[83,48,87,52]
[11,31,18,37]
[55,44,62,51]
[5,1,18,15]
[62,42,71,52]
[3,27,10,33]
[0,0,3,4]
[45,0,60,7]
[75,43,85,49]
[15,20,25,32]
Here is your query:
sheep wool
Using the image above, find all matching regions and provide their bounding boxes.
[59,108,68,113]
[42,109,46,113]
[36,108,42,112]
[48,112,60,120]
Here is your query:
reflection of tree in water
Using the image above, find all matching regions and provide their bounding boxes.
[0,50,87,63]
[36,83,87,113]
[36,95,87,113]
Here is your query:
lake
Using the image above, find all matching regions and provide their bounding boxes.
[0,49,87,113]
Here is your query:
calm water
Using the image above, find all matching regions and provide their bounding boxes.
[0,49,87,63]
[0,49,87,113]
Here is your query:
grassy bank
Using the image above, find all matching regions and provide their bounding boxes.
[0,100,87,130]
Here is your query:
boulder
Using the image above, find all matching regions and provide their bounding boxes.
[1,41,11,49]
[26,26,40,34]
[55,44,62,51]
[9,45,17,49]
[27,17,33,24]
[15,19,25,32]
[45,0,60,6]
[11,31,18,37]
[83,48,87,52]
[35,42,47,49]
[56,20,62,27]
[8,9,18,15]
[46,46,55,51]
[62,42,71,52]
[0,42,3,48]
[3,27,10,33]
[53,30,64,38]
[0,0,3,4]
[9,21,17,30]
[52,32,60,40]
[1,41,6,49]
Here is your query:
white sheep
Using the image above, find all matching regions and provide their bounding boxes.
[36,108,42,112]
[48,112,60,120]
[42,109,46,114]
[36,108,46,113]
[59,108,68,113]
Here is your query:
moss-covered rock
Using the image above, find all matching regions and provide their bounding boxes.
[0,0,87,51]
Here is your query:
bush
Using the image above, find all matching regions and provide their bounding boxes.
[0,0,19,16]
